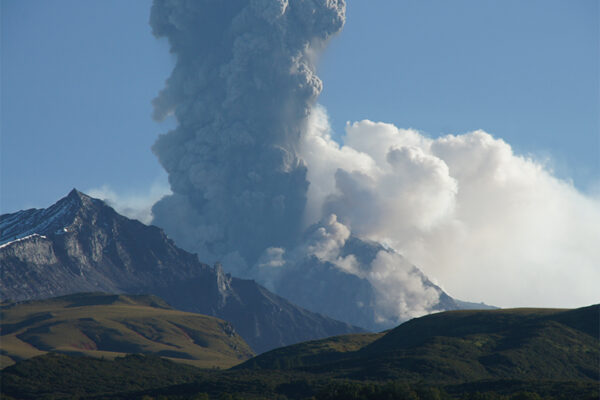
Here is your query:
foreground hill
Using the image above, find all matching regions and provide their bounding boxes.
[2,306,597,400]
[0,292,254,368]
[0,189,362,352]
[241,305,599,383]
[1,353,205,400]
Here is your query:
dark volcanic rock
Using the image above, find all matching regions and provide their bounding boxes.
[0,190,362,352]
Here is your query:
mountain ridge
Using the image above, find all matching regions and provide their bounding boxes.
[0,190,363,353]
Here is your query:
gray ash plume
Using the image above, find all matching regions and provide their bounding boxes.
[150,0,346,270]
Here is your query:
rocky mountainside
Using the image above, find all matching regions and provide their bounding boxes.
[0,190,362,353]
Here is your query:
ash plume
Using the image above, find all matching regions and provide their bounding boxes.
[147,0,599,326]
[149,0,346,270]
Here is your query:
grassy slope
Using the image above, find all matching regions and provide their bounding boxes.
[351,306,600,382]
[0,292,254,369]
[238,332,384,370]
[240,305,599,383]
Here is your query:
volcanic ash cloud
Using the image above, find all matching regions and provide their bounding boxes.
[149,0,346,270]
[148,1,600,325]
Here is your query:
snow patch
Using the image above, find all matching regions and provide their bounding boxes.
[0,234,48,249]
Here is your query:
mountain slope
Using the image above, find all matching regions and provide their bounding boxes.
[267,241,460,331]
[248,231,494,332]
[0,292,253,369]
[0,190,363,353]
[239,305,600,383]
[237,332,384,371]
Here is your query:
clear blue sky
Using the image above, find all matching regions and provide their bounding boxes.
[2,0,598,213]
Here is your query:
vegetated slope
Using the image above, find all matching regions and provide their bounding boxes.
[240,305,600,383]
[1,353,205,400]
[0,189,363,353]
[237,332,384,370]
[0,292,254,369]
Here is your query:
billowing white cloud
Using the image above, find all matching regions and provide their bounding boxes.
[300,105,600,308]
[368,250,441,321]
[87,177,171,224]
[303,216,442,321]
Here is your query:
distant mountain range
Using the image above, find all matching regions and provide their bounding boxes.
[0,190,362,353]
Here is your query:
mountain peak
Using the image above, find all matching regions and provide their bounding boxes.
[0,189,103,245]
[63,188,98,209]
[66,188,84,201]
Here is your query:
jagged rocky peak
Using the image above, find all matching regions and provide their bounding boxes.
[64,188,92,206]
[1,189,84,245]
[0,188,142,246]
[0,188,120,247]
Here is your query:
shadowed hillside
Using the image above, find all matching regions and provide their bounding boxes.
[240,305,599,383]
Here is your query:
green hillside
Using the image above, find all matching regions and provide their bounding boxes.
[242,305,599,383]
[0,292,254,369]
[238,332,384,370]
[1,353,205,400]
[353,306,600,382]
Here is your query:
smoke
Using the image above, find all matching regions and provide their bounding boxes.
[300,106,600,308]
[149,0,345,270]
[87,178,171,224]
[313,215,441,321]
[148,0,599,325]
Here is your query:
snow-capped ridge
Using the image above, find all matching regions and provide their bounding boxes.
[0,188,96,245]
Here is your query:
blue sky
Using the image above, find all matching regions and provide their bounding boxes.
[2,0,598,213]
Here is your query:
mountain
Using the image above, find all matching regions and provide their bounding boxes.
[0,189,363,353]
[260,235,462,331]
[240,305,600,383]
[0,292,254,369]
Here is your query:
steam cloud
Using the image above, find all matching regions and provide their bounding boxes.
[301,106,600,308]
[148,0,599,324]
[88,179,171,225]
